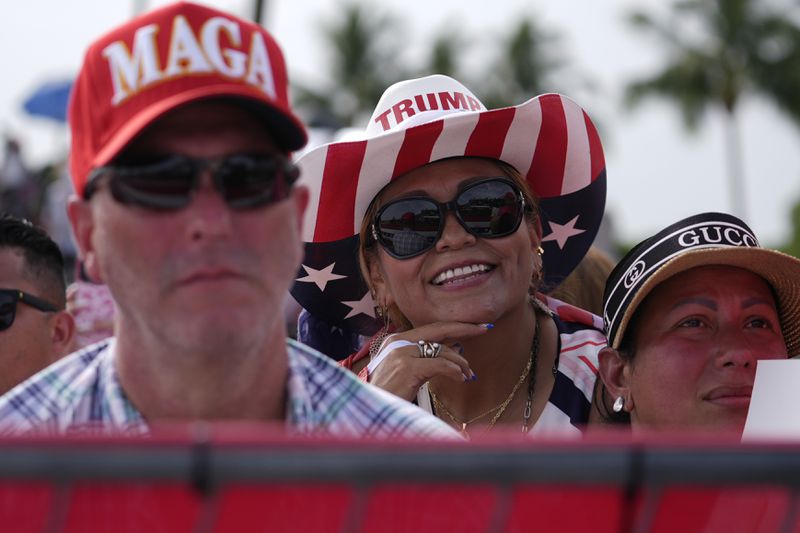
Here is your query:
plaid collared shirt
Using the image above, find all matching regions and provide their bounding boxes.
[0,338,456,439]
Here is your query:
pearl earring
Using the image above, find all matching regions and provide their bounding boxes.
[612,396,625,413]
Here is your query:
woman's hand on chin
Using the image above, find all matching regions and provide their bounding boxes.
[367,321,490,401]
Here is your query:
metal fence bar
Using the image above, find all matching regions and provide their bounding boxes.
[0,439,799,489]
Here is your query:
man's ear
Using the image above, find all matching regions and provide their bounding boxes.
[67,196,102,283]
[598,347,634,413]
[50,310,76,360]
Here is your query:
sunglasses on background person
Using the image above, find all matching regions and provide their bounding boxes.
[370,177,528,259]
[0,289,59,332]
[83,154,300,210]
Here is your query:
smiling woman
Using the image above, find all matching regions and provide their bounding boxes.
[291,75,609,437]
[598,212,800,434]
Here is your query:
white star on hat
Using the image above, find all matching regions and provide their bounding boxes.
[342,291,376,319]
[296,263,346,292]
[542,215,586,250]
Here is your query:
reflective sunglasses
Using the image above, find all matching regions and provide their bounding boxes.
[370,177,527,259]
[84,154,300,210]
[0,289,59,332]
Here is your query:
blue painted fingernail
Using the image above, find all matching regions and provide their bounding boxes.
[471,373,478,381]
[480,323,494,329]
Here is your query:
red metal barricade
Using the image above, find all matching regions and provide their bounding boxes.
[0,429,798,532]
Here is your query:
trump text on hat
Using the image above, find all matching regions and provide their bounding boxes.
[372,91,484,132]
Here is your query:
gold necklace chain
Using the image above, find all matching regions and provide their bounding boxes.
[431,390,505,428]
[430,334,535,438]
[521,316,542,434]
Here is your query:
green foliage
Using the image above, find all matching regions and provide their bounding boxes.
[481,18,565,109]
[625,0,800,129]
[293,3,409,127]
[749,18,800,128]
[625,51,715,131]
[624,0,800,219]
[426,31,463,79]
[292,4,580,126]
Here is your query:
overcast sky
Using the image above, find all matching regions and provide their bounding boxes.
[2,0,799,247]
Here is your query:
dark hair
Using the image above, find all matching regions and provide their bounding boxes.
[0,213,66,308]
[550,246,616,316]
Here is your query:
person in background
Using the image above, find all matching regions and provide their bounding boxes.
[41,162,78,280]
[296,307,366,361]
[0,1,454,439]
[598,212,800,434]
[292,75,608,438]
[65,261,116,352]
[0,138,35,220]
[550,246,616,316]
[0,213,74,394]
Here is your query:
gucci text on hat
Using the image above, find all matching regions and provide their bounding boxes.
[68,1,307,196]
[603,212,800,356]
[291,74,607,335]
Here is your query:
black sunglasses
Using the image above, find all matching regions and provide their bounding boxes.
[84,154,300,210]
[370,177,527,259]
[0,289,59,332]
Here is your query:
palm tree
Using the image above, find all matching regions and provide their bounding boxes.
[425,30,464,80]
[624,0,800,219]
[481,18,563,109]
[294,3,407,128]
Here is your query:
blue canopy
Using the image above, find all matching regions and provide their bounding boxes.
[22,79,73,123]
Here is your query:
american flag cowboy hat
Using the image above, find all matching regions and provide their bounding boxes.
[291,75,607,335]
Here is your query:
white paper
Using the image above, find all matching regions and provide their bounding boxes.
[742,359,800,440]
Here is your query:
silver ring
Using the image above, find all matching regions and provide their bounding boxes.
[417,340,441,358]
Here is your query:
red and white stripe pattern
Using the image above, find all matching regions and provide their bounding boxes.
[299,91,604,244]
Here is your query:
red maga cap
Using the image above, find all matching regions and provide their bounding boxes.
[68,1,307,196]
